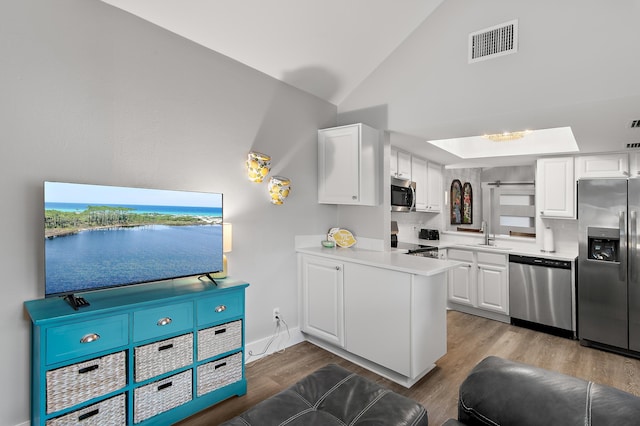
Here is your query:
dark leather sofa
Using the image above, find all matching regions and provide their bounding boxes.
[222,356,640,426]
[220,363,428,426]
[444,356,640,426]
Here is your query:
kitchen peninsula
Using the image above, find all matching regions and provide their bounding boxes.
[296,243,458,388]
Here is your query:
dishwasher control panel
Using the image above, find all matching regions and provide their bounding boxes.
[508,254,571,269]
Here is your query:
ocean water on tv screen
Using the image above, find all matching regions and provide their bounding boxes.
[44,182,224,296]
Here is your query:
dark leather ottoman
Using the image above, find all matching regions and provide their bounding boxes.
[444,356,640,426]
[221,364,428,425]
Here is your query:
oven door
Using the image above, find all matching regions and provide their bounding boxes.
[391,177,415,212]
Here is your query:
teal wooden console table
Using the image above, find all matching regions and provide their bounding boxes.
[24,277,249,425]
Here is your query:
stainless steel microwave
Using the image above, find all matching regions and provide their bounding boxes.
[391,177,416,212]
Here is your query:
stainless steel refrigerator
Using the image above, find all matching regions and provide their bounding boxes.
[577,178,640,352]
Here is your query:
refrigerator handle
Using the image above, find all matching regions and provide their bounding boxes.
[620,211,627,282]
[632,210,637,282]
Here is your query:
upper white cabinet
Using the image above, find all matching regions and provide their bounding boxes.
[575,153,629,179]
[426,161,443,213]
[536,157,575,219]
[631,153,640,177]
[390,148,412,179]
[411,155,428,211]
[318,123,380,206]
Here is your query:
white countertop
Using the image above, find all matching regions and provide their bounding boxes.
[297,246,459,276]
[414,239,578,262]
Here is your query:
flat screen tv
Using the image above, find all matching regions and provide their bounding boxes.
[44,181,223,307]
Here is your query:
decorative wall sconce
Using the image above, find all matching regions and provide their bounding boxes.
[246,151,271,182]
[212,222,233,279]
[268,176,291,205]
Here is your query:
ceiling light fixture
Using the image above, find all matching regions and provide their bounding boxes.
[482,130,531,142]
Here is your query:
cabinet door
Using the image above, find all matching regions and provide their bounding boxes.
[344,263,411,376]
[300,256,345,347]
[448,262,475,306]
[426,162,442,212]
[318,125,360,205]
[447,249,475,306]
[412,156,428,211]
[477,264,508,314]
[575,154,629,178]
[390,148,398,177]
[397,150,412,180]
[537,157,575,218]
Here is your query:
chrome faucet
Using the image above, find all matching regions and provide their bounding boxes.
[481,220,494,246]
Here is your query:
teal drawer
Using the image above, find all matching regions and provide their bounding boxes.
[133,301,193,342]
[46,314,129,365]
[197,292,243,326]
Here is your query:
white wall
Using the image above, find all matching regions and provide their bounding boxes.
[338,0,640,162]
[0,1,337,424]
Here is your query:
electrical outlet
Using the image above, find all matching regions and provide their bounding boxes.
[273,307,280,322]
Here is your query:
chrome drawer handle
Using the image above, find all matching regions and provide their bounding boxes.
[80,333,100,344]
[157,317,172,326]
[214,305,227,313]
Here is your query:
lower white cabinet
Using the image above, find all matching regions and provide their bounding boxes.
[447,248,509,316]
[298,253,447,387]
[300,255,345,347]
[344,263,412,376]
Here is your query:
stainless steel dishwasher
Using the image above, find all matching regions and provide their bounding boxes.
[509,255,574,337]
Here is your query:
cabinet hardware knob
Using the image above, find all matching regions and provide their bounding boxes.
[215,305,227,313]
[157,317,172,326]
[352,195,357,200]
[335,266,341,271]
[80,333,100,344]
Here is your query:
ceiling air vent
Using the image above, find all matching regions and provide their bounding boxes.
[469,20,518,63]
[627,143,640,149]
[631,120,640,128]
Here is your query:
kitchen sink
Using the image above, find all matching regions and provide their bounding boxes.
[460,243,512,251]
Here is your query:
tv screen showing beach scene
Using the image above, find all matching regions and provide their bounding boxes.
[44,181,223,297]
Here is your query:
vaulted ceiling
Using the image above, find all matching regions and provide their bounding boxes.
[101,0,640,167]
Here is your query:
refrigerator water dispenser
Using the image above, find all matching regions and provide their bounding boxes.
[587,227,619,262]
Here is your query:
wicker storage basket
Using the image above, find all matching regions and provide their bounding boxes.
[197,352,243,397]
[45,393,126,426]
[46,351,126,414]
[197,320,242,361]
[135,333,193,382]
[133,369,192,423]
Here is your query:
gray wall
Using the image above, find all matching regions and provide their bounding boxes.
[0,1,337,423]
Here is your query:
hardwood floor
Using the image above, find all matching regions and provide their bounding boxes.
[177,310,640,426]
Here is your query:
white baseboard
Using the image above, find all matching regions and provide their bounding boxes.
[244,325,305,364]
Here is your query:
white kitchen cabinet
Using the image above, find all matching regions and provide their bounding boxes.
[447,249,475,307]
[390,148,412,179]
[447,248,509,317]
[411,155,428,211]
[318,123,380,206]
[476,252,509,314]
[631,153,640,177]
[298,252,447,387]
[344,263,412,376]
[575,153,629,178]
[536,157,575,218]
[300,255,344,347]
[390,148,398,178]
[426,161,443,212]
[396,150,412,179]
